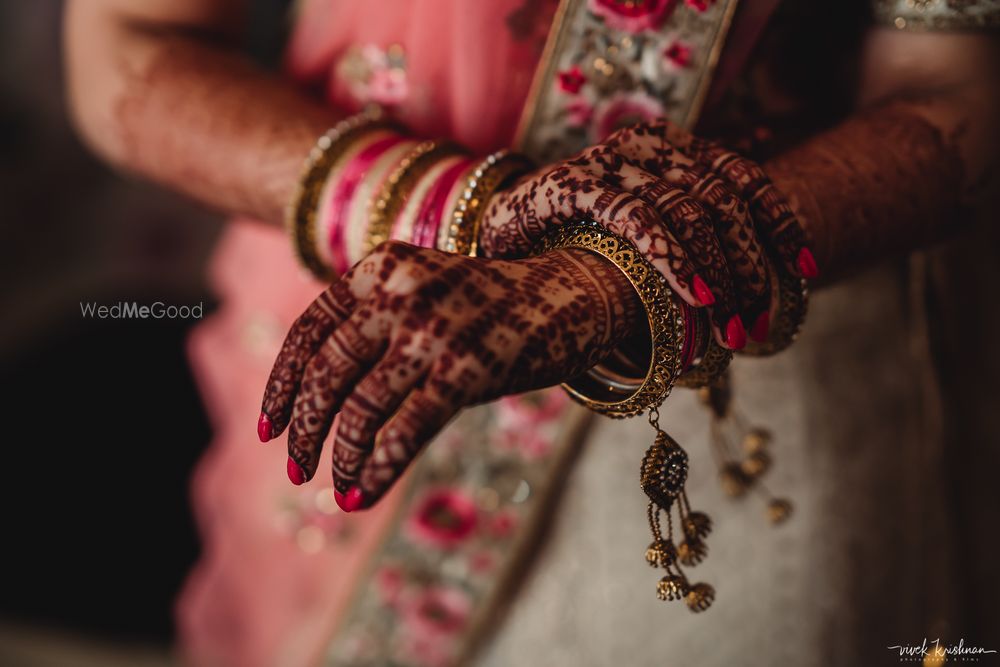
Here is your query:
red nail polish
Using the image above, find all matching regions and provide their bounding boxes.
[749,310,770,343]
[343,486,365,512]
[692,275,715,306]
[726,315,747,350]
[797,248,819,279]
[257,412,272,442]
[334,490,346,511]
[287,457,306,485]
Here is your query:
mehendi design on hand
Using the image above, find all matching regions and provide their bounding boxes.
[477,120,816,346]
[603,124,773,324]
[259,241,641,507]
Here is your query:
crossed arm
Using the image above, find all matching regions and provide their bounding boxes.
[66,0,999,508]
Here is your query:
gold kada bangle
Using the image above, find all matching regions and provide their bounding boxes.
[675,331,732,389]
[446,150,535,257]
[366,139,464,254]
[534,222,686,418]
[741,269,808,356]
[286,107,388,281]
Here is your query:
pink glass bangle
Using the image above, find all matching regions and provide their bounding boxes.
[343,140,418,268]
[388,156,458,247]
[323,134,408,275]
[410,157,476,249]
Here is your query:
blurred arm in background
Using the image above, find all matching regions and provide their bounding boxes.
[765,27,1000,280]
[64,0,342,225]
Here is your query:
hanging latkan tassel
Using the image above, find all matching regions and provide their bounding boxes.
[641,408,715,612]
[698,370,792,525]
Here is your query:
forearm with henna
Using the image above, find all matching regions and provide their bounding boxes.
[765,101,971,280]
[259,242,642,503]
[83,27,342,224]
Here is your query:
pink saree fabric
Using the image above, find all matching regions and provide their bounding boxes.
[176,1,777,665]
[176,2,549,666]
[286,0,554,154]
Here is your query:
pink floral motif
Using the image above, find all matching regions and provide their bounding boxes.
[591,91,667,142]
[684,0,714,12]
[496,391,567,429]
[469,550,496,574]
[588,0,677,33]
[396,632,454,667]
[396,585,472,666]
[366,67,408,106]
[335,44,409,108]
[664,41,693,68]
[565,98,594,128]
[557,65,587,94]
[405,488,478,549]
[375,565,406,607]
[492,429,553,461]
[400,586,471,636]
[487,510,518,539]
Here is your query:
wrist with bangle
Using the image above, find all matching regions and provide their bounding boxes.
[286,110,807,401]
[285,110,536,283]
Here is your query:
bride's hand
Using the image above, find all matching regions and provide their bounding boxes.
[257,241,640,511]
[478,119,817,349]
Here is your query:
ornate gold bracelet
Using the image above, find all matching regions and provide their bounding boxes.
[675,334,732,388]
[534,222,686,418]
[741,270,808,356]
[445,150,535,257]
[365,140,464,254]
[286,107,388,281]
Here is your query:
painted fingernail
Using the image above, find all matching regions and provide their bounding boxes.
[749,310,770,343]
[343,486,365,513]
[726,315,747,350]
[692,275,715,306]
[287,457,306,486]
[257,412,272,442]
[797,247,819,279]
[334,490,347,511]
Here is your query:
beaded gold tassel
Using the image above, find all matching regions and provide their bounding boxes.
[698,371,792,524]
[641,408,715,613]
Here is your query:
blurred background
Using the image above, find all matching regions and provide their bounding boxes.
[4,2,999,665]
[0,1,287,663]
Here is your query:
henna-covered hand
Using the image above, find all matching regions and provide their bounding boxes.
[478,119,817,348]
[258,240,641,510]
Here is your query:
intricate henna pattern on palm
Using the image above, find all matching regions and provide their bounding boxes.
[260,241,640,507]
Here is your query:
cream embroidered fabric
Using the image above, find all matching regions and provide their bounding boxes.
[479,262,961,666]
[872,0,1000,30]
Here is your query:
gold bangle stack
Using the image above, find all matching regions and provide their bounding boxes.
[534,222,686,418]
[365,140,464,254]
[286,107,388,281]
[675,335,732,389]
[741,269,808,356]
[445,150,535,257]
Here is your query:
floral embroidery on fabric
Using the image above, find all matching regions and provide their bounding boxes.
[405,488,480,549]
[335,44,409,108]
[663,40,693,67]
[324,390,581,667]
[519,0,740,160]
[591,90,666,139]
[588,0,679,33]
[685,0,715,13]
[871,0,1000,29]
